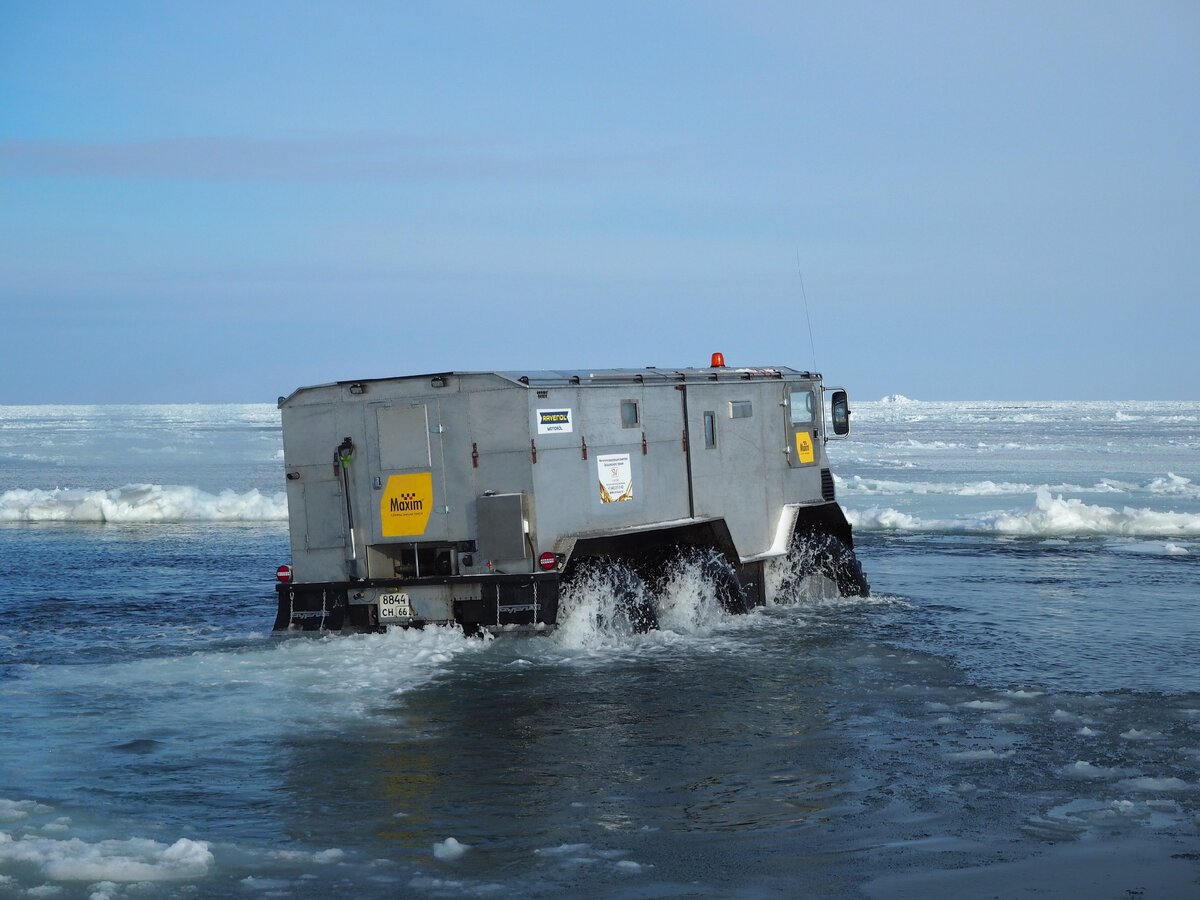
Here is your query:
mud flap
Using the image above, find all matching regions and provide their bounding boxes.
[274,586,356,631]
[452,578,560,631]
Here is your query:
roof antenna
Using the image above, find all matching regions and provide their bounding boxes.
[795,249,818,372]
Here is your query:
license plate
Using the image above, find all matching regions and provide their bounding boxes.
[378,592,413,620]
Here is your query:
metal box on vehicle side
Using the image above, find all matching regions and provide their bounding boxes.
[273,358,867,633]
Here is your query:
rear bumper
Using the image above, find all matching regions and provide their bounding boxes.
[274,572,560,633]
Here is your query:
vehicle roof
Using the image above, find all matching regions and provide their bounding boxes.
[280,366,822,405]
[492,366,818,386]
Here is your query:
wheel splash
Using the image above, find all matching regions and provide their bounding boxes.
[557,548,741,642]
[649,548,746,632]
[766,529,870,604]
[556,558,654,644]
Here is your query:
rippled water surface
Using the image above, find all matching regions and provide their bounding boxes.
[0,400,1197,898]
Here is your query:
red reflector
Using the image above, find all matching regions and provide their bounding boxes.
[710,351,726,368]
[275,564,292,583]
[538,552,557,571]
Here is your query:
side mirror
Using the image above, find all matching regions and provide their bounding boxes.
[831,390,850,436]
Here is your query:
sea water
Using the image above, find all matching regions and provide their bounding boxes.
[0,400,1197,898]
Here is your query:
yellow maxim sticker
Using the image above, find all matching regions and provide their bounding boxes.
[795,431,815,464]
[380,472,433,537]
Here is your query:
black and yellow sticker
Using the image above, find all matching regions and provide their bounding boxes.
[795,431,815,465]
[380,472,433,537]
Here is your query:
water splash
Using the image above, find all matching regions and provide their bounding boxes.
[554,551,733,648]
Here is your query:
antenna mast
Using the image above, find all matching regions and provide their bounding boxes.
[795,250,818,371]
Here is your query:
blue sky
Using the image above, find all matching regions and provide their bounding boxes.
[2,1,1197,402]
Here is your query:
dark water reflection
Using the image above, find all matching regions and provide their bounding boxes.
[1,525,1197,897]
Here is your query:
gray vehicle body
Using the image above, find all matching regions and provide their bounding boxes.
[274,364,863,632]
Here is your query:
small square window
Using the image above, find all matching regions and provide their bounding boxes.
[621,400,640,428]
[729,400,752,419]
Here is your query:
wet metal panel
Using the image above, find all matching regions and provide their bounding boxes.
[478,493,529,560]
[377,404,431,470]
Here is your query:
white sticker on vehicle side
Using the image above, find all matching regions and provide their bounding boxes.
[598,453,633,503]
[536,408,573,434]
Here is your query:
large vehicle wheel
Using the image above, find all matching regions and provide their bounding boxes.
[776,529,870,601]
[641,545,750,618]
[560,557,658,633]
[693,548,750,614]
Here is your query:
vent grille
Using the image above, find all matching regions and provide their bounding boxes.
[820,468,835,502]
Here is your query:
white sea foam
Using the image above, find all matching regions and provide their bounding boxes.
[959,700,1009,711]
[0,484,287,522]
[2,626,486,748]
[433,838,469,860]
[1116,777,1191,792]
[837,475,1076,497]
[1114,541,1192,556]
[835,474,1196,498]
[533,842,635,874]
[945,749,1013,761]
[1003,488,1200,535]
[265,847,350,864]
[535,843,593,857]
[1023,797,1179,840]
[899,440,964,450]
[844,507,924,531]
[845,489,1200,537]
[0,800,52,823]
[1120,729,1162,741]
[1061,761,1122,780]
[240,876,296,892]
[0,833,213,882]
[1147,473,1198,496]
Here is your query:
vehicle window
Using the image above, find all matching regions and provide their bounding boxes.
[703,411,716,448]
[620,400,639,428]
[729,400,752,419]
[789,390,815,426]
